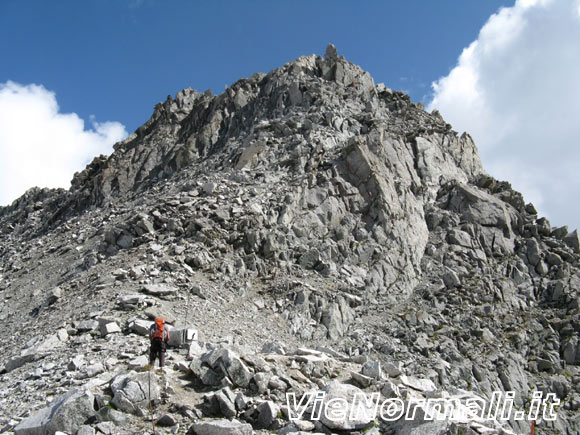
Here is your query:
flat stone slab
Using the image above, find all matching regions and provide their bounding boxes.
[190,419,253,435]
[400,375,436,393]
[142,283,178,296]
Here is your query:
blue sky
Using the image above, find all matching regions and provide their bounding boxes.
[0,0,511,132]
[1,0,580,231]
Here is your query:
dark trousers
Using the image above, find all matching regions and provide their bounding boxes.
[149,339,166,368]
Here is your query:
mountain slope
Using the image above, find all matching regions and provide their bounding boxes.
[0,45,579,435]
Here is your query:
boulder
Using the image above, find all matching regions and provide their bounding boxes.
[157,413,177,427]
[526,238,541,266]
[299,249,321,269]
[142,283,178,296]
[5,353,35,373]
[46,287,62,305]
[203,348,253,387]
[320,382,376,430]
[188,340,204,360]
[84,362,105,378]
[562,336,579,365]
[144,307,177,324]
[188,419,253,435]
[321,298,354,339]
[261,341,286,355]
[351,371,373,388]
[191,361,223,386]
[564,230,580,253]
[76,426,96,435]
[383,362,402,378]
[257,400,280,428]
[215,388,237,418]
[128,355,149,370]
[99,320,121,336]
[117,293,153,309]
[76,319,99,332]
[362,361,382,379]
[447,183,519,248]
[399,375,436,393]
[14,389,95,435]
[110,371,160,416]
[551,226,569,240]
[129,319,151,335]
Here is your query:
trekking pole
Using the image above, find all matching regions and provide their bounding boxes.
[183,292,189,329]
[148,368,155,434]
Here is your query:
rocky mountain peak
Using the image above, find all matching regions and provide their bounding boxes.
[67,44,480,207]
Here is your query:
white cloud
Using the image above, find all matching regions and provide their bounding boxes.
[428,0,580,231]
[0,81,127,206]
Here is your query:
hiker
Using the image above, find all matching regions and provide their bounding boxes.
[149,317,170,368]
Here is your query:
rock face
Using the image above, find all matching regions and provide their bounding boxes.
[0,45,579,435]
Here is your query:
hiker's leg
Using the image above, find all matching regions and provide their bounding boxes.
[149,346,155,366]
[160,351,165,368]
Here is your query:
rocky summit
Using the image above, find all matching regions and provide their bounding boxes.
[0,44,579,435]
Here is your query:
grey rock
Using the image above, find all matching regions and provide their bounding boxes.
[564,229,580,253]
[14,389,94,435]
[84,362,105,378]
[99,320,121,336]
[76,319,99,332]
[261,341,286,355]
[562,336,579,365]
[5,353,35,373]
[551,226,569,240]
[157,413,177,427]
[189,419,253,435]
[299,249,321,269]
[321,297,354,339]
[526,238,541,266]
[351,371,373,388]
[95,406,130,425]
[95,422,115,435]
[253,372,271,394]
[142,283,178,296]
[381,381,400,398]
[257,400,280,429]
[268,375,288,391]
[361,360,382,379]
[110,371,161,415]
[215,388,237,418]
[46,287,62,305]
[202,182,216,195]
[446,229,472,248]
[442,268,460,288]
[383,362,402,377]
[127,355,149,370]
[187,340,204,360]
[129,318,151,335]
[68,355,85,371]
[399,375,436,392]
[320,382,375,430]
[76,426,96,435]
[204,348,253,388]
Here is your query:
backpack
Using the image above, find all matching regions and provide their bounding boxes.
[153,318,165,340]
